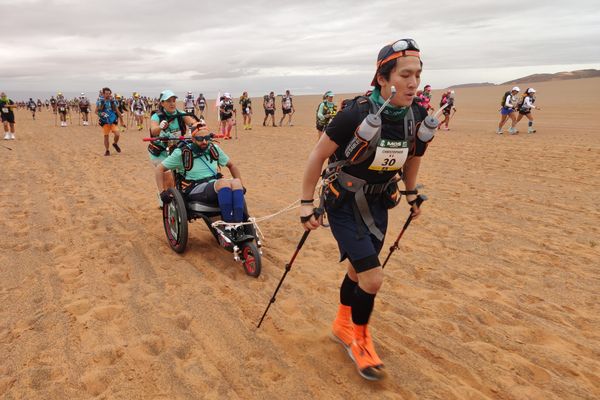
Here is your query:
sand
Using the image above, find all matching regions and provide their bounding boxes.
[1,78,599,399]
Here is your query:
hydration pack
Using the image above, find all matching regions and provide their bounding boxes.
[501,91,511,107]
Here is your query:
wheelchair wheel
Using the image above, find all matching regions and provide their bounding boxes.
[240,241,261,278]
[162,188,188,253]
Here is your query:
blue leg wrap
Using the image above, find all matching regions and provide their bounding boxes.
[217,187,233,222]
[232,189,245,222]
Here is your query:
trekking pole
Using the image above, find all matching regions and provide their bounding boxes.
[381,194,427,269]
[234,113,238,139]
[54,111,57,127]
[257,208,323,329]
[78,111,81,126]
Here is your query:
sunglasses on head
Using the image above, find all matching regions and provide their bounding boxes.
[377,39,420,67]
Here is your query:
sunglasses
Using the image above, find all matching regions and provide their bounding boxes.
[192,134,213,142]
[377,39,420,67]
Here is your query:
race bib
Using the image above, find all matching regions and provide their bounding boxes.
[59,107,65,112]
[368,139,409,171]
[2,107,9,113]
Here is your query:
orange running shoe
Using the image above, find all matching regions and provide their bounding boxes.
[348,324,385,381]
[331,305,353,348]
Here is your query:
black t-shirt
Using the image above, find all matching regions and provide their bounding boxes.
[326,97,428,184]
[0,99,15,115]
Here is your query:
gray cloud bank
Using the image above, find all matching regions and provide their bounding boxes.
[1,0,599,98]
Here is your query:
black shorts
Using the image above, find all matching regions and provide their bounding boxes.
[220,112,233,121]
[327,198,388,273]
[80,108,89,114]
[1,114,15,124]
[282,108,292,115]
[265,109,274,116]
[519,110,531,115]
[442,108,451,116]
[187,181,218,204]
[199,105,206,111]
[242,109,251,116]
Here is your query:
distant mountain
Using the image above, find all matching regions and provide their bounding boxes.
[448,69,600,89]
[448,82,496,89]
[502,69,600,85]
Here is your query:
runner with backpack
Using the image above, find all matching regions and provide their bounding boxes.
[196,93,207,118]
[148,90,203,205]
[514,88,541,133]
[279,89,295,126]
[239,91,252,130]
[497,87,520,135]
[315,91,337,138]
[95,87,123,156]
[300,39,431,381]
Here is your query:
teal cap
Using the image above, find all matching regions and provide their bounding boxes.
[325,91,334,97]
[159,90,177,102]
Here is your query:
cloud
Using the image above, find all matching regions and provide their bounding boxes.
[0,0,598,96]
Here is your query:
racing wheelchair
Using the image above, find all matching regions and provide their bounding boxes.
[161,140,263,277]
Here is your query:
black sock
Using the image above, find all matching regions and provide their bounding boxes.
[340,274,358,306]
[351,286,376,325]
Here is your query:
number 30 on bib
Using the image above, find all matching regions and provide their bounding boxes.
[368,139,409,171]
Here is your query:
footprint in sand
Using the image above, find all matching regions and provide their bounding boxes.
[28,366,64,391]
[81,369,109,396]
[92,345,125,366]
[175,311,193,330]
[12,242,31,252]
[173,342,193,360]
[140,334,165,356]
[91,305,124,322]
[58,267,82,284]
[108,270,130,284]
[64,299,92,316]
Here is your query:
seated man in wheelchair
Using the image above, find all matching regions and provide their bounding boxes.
[154,127,246,238]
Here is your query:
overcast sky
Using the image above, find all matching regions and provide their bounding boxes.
[1,0,599,99]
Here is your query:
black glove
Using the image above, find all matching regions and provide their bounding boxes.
[160,190,172,204]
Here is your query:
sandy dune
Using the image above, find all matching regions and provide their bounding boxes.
[1,78,599,399]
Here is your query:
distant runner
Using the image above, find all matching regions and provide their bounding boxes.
[79,93,91,126]
[1,92,17,140]
[219,93,236,139]
[184,91,195,114]
[95,87,122,156]
[279,89,295,126]
[56,93,69,127]
[131,93,146,131]
[438,90,456,130]
[196,93,206,118]
[497,86,520,135]
[27,98,37,120]
[239,91,252,130]
[515,88,541,134]
[263,92,276,127]
[315,91,337,138]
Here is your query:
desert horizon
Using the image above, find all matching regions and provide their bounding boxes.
[1,76,599,399]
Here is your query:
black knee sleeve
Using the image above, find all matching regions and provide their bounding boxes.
[340,274,358,306]
[351,285,376,325]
